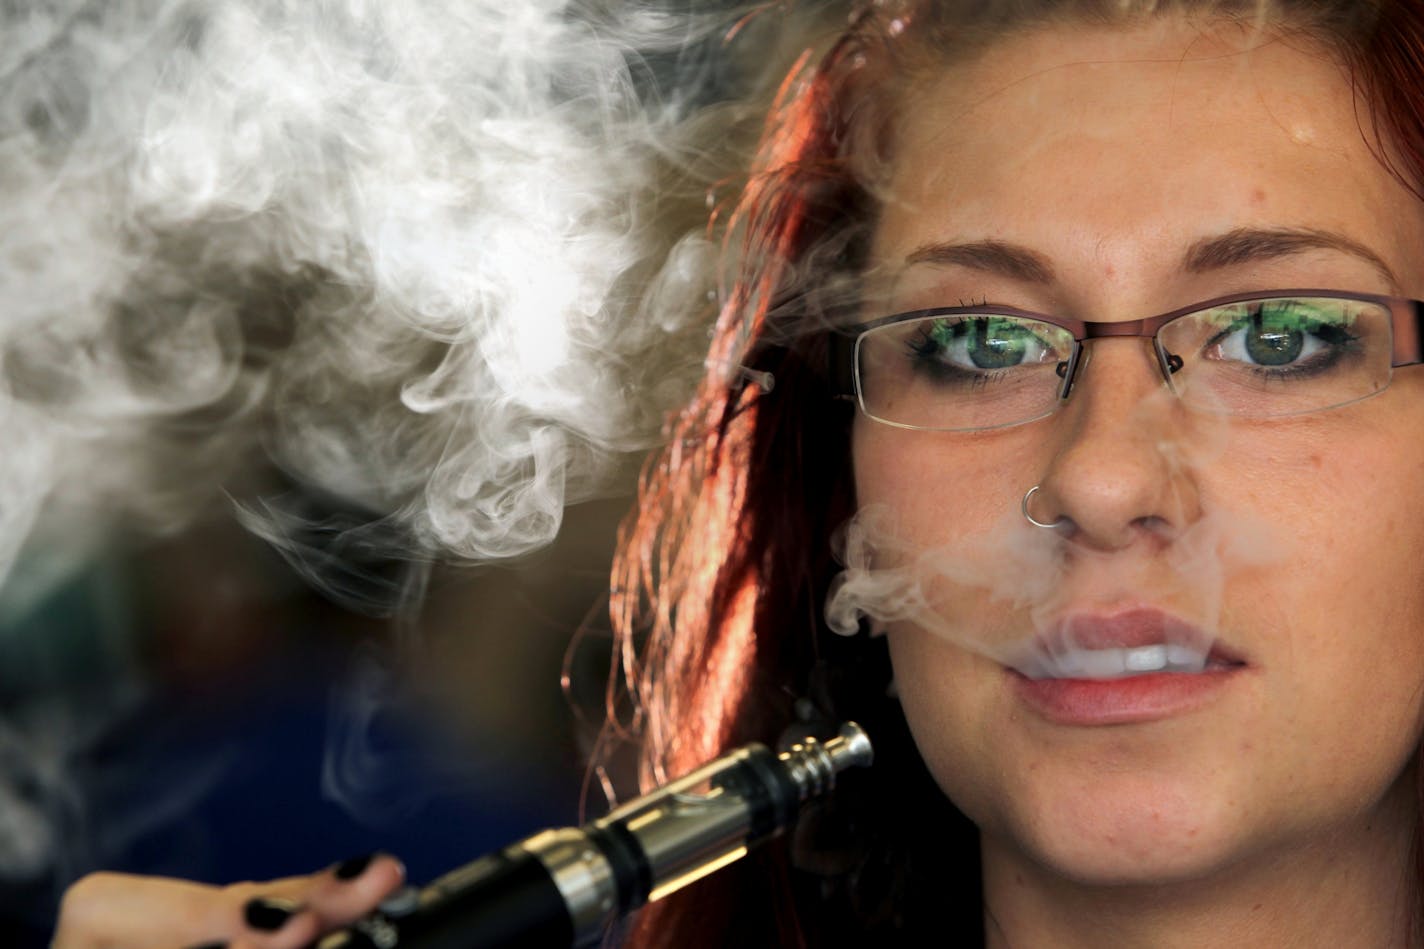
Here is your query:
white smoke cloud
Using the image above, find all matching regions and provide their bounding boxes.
[827,500,1282,666]
[827,390,1284,666]
[0,0,823,889]
[0,0,772,594]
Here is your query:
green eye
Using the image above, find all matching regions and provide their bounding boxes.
[1243,321,1303,366]
[922,317,1042,369]
[968,318,1034,368]
[1212,301,1356,369]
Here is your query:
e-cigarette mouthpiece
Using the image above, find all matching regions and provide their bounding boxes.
[320,722,873,949]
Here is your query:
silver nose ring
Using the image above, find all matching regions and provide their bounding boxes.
[1022,485,1064,529]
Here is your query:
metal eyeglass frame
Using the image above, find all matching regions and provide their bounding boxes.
[830,288,1424,431]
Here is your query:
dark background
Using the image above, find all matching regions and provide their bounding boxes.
[0,492,631,946]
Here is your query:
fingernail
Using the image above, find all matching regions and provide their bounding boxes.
[244,896,300,931]
[333,852,374,880]
[185,943,227,949]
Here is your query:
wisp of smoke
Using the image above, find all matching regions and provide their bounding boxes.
[0,0,763,594]
[1,0,811,891]
[826,386,1285,668]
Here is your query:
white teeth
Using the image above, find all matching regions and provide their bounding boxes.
[1166,644,1206,670]
[1020,643,1210,680]
[1124,644,1167,672]
[1059,649,1127,678]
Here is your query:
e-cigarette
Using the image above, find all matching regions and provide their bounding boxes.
[319,721,873,949]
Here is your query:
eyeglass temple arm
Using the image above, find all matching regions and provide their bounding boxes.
[1392,299,1424,367]
[828,331,857,397]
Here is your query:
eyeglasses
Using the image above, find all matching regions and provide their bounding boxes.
[837,289,1424,432]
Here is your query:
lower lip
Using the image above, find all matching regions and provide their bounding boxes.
[1009,667,1241,726]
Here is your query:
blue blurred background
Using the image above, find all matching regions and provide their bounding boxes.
[0,494,627,946]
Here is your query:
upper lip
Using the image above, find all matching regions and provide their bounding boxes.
[1010,606,1247,670]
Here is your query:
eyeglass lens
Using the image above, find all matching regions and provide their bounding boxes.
[854,296,1393,431]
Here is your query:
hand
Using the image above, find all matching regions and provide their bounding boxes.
[53,853,406,949]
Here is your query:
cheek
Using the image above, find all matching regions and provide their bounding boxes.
[851,421,1043,536]
[850,421,1057,649]
[884,622,1009,821]
[1227,418,1424,634]
[1193,421,1424,815]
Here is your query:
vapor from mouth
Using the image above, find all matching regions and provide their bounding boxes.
[825,361,1286,677]
[1013,643,1212,680]
[1003,608,1245,680]
[825,493,1280,680]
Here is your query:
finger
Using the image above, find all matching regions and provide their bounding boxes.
[218,875,370,949]
[225,896,322,949]
[218,854,404,948]
[301,853,408,929]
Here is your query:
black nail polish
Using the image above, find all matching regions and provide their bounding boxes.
[334,853,374,880]
[244,896,300,931]
[185,943,228,949]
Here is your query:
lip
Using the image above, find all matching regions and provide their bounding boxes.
[1007,607,1248,726]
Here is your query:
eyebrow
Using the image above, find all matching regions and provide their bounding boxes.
[903,226,1399,289]
[903,239,1055,283]
[1182,226,1399,287]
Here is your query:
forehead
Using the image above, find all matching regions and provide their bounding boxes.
[871,17,1424,303]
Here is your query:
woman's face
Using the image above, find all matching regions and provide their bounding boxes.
[853,18,1424,887]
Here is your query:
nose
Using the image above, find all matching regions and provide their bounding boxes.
[1031,338,1203,551]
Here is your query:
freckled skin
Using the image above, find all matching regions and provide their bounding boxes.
[854,17,1424,947]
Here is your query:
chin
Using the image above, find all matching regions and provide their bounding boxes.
[995,771,1254,887]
